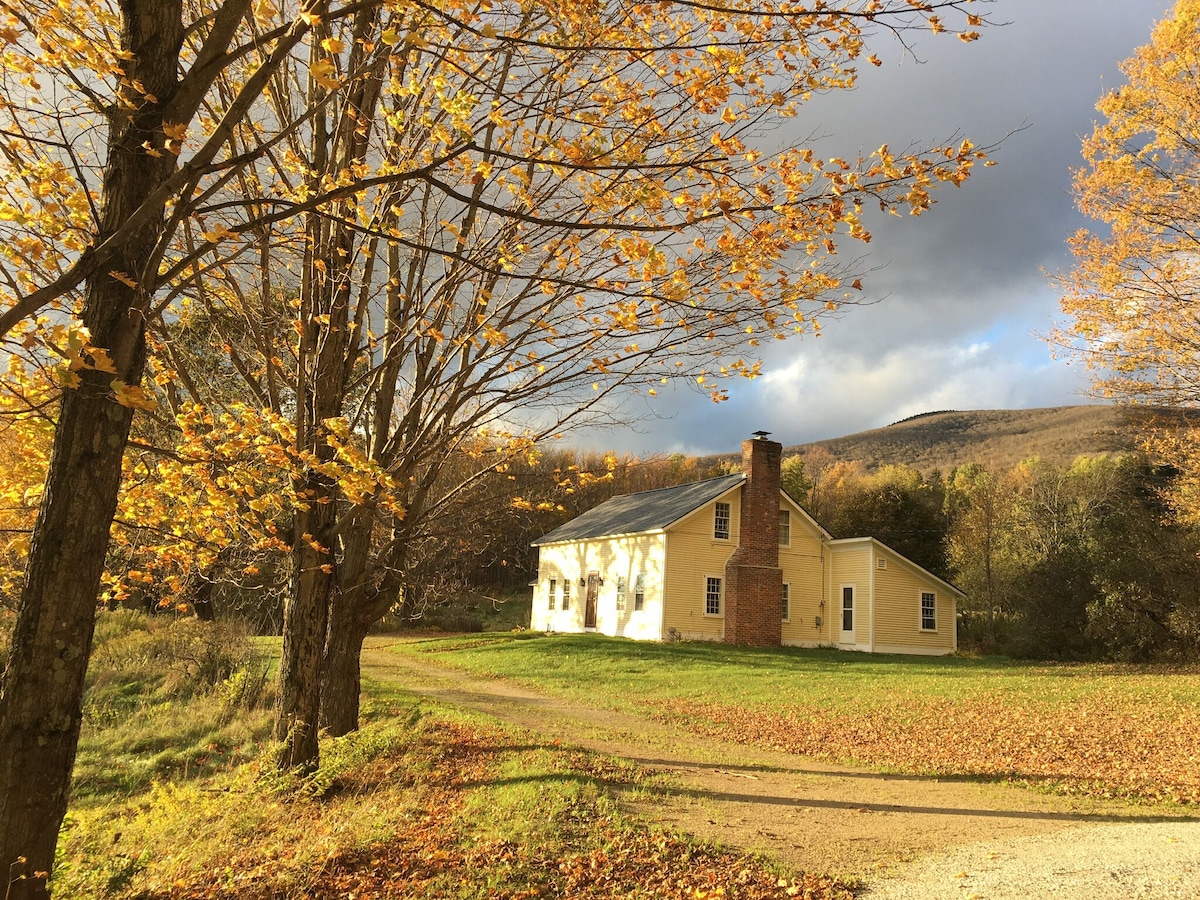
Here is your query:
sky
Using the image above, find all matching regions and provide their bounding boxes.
[578,0,1176,457]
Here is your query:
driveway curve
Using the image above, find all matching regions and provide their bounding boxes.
[361,638,1199,898]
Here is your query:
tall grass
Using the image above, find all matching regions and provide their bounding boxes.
[73,610,274,802]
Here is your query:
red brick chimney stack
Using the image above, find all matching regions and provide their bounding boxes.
[723,433,784,646]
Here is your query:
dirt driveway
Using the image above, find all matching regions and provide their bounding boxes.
[361,639,1199,897]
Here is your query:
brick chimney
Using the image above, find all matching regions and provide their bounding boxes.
[723,433,784,646]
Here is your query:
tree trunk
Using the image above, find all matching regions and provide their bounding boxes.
[274,473,337,773]
[191,574,216,622]
[0,4,183,894]
[273,14,384,766]
[320,611,371,737]
[319,512,391,737]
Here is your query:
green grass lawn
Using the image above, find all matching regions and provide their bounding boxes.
[390,632,1200,709]
[60,625,856,900]
[388,633,1200,804]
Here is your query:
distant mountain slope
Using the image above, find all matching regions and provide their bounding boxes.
[747,406,1199,474]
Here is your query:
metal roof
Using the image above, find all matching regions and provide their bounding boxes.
[532,473,745,545]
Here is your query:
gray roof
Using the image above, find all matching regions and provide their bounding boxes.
[532,473,745,545]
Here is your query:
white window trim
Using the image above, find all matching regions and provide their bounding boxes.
[704,575,724,617]
[713,501,731,540]
[920,590,937,632]
[633,573,645,611]
[840,584,855,636]
[548,578,557,611]
[616,575,627,612]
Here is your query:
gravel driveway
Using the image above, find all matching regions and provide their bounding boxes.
[860,820,1200,900]
[363,639,1200,899]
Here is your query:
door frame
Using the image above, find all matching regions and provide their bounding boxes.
[585,572,600,629]
[839,584,855,644]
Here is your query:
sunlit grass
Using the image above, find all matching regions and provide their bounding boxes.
[386,633,1200,804]
[391,631,1200,710]
[60,687,851,899]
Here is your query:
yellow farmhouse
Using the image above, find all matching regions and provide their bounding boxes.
[531,435,962,655]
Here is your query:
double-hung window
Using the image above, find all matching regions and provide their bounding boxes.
[616,576,627,612]
[781,583,790,622]
[714,502,731,539]
[779,510,791,546]
[920,591,937,631]
[562,581,571,610]
[633,574,645,611]
[705,576,723,615]
[548,578,557,610]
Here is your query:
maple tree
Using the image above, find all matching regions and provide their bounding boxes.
[0,0,997,886]
[1055,0,1200,521]
[0,1,400,893]
[139,0,998,758]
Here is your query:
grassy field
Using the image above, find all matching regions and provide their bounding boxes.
[390,633,1200,805]
[58,616,856,899]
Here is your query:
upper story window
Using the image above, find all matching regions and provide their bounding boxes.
[714,501,731,539]
[548,578,557,610]
[779,510,791,546]
[921,591,937,631]
[634,573,645,611]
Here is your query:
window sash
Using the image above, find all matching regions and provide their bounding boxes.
[921,591,937,630]
[714,502,731,539]
[781,582,790,621]
[634,573,645,611]
[779,510,790,546]
[616,576,627,612]
[562,581,571,610]
[705,576,722,615]
[548,579,556,610]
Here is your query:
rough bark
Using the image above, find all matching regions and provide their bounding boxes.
[320,611,372,737]
[274,474,337,772]
[272,6,385,768]
[319,510,405,736]
[0,4,184,895]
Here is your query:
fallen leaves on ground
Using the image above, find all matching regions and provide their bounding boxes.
[645,692,1200,805]
[116,719,856,900]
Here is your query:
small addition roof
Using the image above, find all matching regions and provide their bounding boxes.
[532,473,745,545]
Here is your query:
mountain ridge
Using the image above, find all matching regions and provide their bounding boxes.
[713,405,1200,474]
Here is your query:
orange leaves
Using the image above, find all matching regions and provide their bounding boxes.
[110,379,156,410]
[648,680,1200,805]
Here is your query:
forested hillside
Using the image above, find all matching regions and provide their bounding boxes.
[723,406,1200,474]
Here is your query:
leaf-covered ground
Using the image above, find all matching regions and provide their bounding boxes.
[399,634,1200,808]
[646,691,1200,805]
[63,716,856,900]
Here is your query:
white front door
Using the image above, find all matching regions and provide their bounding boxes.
[840,585,855,644]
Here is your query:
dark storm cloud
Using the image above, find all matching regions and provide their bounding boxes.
[580,0,1176,456]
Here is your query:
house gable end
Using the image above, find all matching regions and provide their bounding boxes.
[661,481,744,537]
[780,492,830,542]
[532,473,746,546]
[830,536,965,599]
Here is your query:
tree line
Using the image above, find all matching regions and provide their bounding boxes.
[443,445,1200,664]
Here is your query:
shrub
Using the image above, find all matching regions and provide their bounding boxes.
[85,611,270,724]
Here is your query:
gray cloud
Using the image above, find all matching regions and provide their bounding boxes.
[580,0,1174,456]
